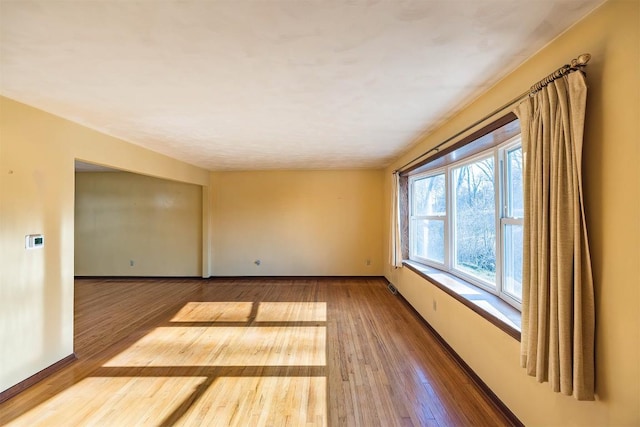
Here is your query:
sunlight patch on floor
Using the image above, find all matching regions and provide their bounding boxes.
[8,300,328,426]
[175,376,327,427]
[255,302,327,322]
[103,326,326,367]
[171,302,254,322]
[6,376,207,426]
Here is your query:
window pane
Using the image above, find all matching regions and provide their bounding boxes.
[413,174,445,216]
[503,223,523,301]
[507,147,523,218]
[414,219,445,263]
[453,157,496,284]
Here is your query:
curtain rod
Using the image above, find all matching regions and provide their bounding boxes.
[394,53,591,174]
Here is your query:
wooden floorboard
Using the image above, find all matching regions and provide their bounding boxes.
[0,277,516,426]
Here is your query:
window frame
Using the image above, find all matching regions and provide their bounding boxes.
[408,133,523,310]
[449,149,499,293]
[498,139,524,309]
[408,169,448,269]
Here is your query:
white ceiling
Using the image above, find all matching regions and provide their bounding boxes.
[0,0,602,171]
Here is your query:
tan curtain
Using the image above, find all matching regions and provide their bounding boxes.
[390,172,403,268]
[514,71,595,400]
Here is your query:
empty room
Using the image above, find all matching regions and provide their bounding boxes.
[0,0,638,426]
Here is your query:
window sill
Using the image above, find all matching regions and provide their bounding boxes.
[402,260,521,341]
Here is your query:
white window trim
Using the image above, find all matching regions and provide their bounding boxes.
[408,135,523,310]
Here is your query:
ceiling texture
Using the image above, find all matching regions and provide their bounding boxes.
[0,0,603,171]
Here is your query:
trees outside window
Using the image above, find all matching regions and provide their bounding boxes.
[452,156,496,284]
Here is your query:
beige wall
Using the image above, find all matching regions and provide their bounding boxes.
[383,1,639,425]
[2,1,638,423]
[211,170,384,276]
[0,96,210,393]
[75,172,202,276]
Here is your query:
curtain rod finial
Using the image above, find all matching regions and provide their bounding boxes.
[573,53,591,67]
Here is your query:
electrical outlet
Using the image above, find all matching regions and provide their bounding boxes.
[254,259,261,266]
[130,260,135,267]
[365,258,371,266]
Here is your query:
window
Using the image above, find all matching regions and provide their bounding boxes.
[501,144,524,303]
[410,173,446,265]
[452,155,496,285]
[408,121,523,308]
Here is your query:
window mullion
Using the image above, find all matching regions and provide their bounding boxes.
[495,150,503,297]
[445,166,451,269]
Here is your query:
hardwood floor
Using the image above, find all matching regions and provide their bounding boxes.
[0,277,515,426]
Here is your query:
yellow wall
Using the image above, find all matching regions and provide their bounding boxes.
[0,96,210,392]
[75,172,203,276]
[383,1,639,425]
[1,1,638,423]
[210,170,384,276]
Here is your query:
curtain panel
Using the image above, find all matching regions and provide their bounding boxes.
[390,172,403,268]
[514,71,595,400]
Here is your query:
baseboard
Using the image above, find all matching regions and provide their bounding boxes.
[75,275,385,280]
[394,290,524,427]
[208,275,385,280]
[0,353,77,404]
[74,276,202,280]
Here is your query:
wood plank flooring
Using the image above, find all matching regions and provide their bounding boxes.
[0,277,515,426]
